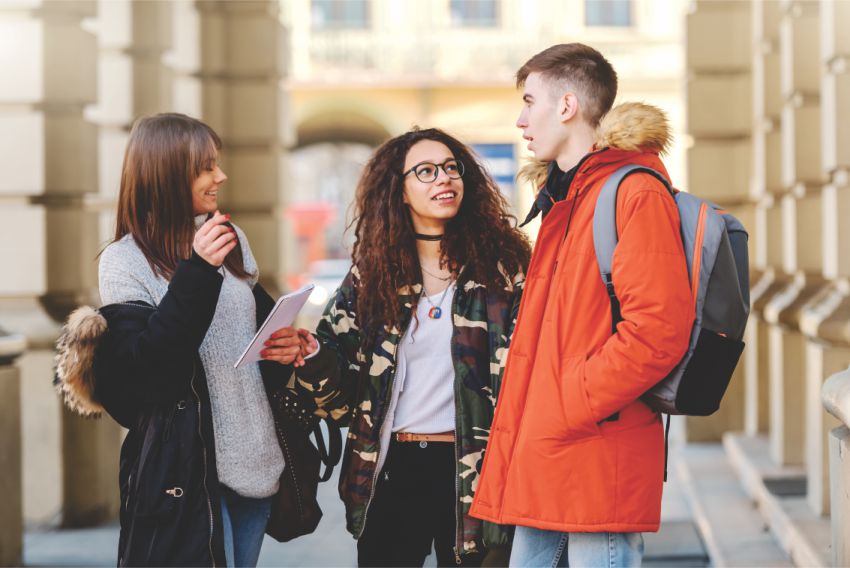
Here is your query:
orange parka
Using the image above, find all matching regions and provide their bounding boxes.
[470,103,694,533]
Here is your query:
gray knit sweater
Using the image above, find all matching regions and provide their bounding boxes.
[98,222,285,499]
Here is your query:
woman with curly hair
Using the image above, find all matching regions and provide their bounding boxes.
[265,128,531,566]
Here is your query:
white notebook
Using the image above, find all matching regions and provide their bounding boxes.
[234,283,315,368]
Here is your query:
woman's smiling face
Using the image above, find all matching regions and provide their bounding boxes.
[402,139,464,233]
[191,151,227,215]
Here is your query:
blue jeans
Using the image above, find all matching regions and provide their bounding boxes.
[220,486,272,568]
[510,525,644,567]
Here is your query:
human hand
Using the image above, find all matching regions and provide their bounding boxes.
[297,328,319,363]
[193,210,237,267]
[262,327,317,367]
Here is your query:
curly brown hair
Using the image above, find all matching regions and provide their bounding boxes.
[350,127,531,339]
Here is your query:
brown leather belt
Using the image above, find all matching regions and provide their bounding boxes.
[394,431,455,443]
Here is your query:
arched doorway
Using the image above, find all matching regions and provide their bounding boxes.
[284,112,391,322]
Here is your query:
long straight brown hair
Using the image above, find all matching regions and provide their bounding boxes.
[112,113,251,280]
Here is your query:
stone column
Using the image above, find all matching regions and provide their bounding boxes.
[0,0,102,527]
[198,0,292,293]
[823,367,850,566]
[828,425,850,566]
[745,270,786,435]
[763,0,826,468]
[57,0,189,528]
[794,0,850,516]
[0,331,26,567]
[742,0,783,437]
[684,0,751,441]
[802,337,848,515]
[89,0,183,260]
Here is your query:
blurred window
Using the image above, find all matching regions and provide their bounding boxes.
[450,0,499,27]
[312,0,369,30]
[585,0,632,27]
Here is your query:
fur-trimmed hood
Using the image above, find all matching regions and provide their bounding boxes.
[595,101,671,155]
[54,305,107,417]
[518,102,672,192]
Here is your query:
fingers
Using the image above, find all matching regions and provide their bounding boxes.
[296,329,318,354]
[197,211,230,237]
[261,328,317,367]
[209,230,237,252]
[193,212,238,266]
[269,327,299,340]
[204,236,237,267]
[264,334,302,349]
[260,344,302,365]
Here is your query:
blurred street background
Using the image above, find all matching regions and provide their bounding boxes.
[2,0,850,566]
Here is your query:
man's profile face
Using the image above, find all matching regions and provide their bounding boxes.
[516,72,568,163]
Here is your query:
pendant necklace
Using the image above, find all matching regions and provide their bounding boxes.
[422,282,453,319]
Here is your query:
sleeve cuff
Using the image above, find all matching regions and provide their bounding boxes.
[190,249,221,272]
[303,341,321,360]
[296,344,337,383]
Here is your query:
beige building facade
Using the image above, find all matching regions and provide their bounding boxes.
[8,0,850,566]
[686,1,850,564]
[0,1,289,562]
[0,0,688,563]
[282,0,687,278]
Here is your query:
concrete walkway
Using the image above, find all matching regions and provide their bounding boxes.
[24,443,708,567]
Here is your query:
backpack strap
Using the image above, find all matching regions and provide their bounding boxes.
[592,164,675,334]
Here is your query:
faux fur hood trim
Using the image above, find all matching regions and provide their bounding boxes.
[596,102,672,155]
[54,306,107,417]
[517,102,672,194]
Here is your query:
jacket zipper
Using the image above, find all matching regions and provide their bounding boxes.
[356,296,419,540]
[189,362,217,567]
[451,291,463,565]
[124,473,132,512]
[452,377,462,564]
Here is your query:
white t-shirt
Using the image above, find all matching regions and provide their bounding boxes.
[391,283,457,434]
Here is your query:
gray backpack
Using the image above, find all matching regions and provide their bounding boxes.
[593,164,750,417]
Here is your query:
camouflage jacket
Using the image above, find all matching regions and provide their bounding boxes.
[296,265,524,555]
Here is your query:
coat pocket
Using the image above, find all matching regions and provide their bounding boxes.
[559,354,602,443]
[130,405,186,520]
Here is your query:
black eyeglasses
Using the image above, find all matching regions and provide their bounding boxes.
[402,159,465,183]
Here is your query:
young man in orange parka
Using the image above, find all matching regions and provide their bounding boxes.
[470,43,693,567]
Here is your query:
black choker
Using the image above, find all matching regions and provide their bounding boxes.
[414,233,443,241]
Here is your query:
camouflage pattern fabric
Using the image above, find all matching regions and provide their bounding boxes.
[295,265,523,555]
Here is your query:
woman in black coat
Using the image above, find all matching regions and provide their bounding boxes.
[54,113,313,566]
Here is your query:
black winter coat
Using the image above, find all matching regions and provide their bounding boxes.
[61,254,293,566]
